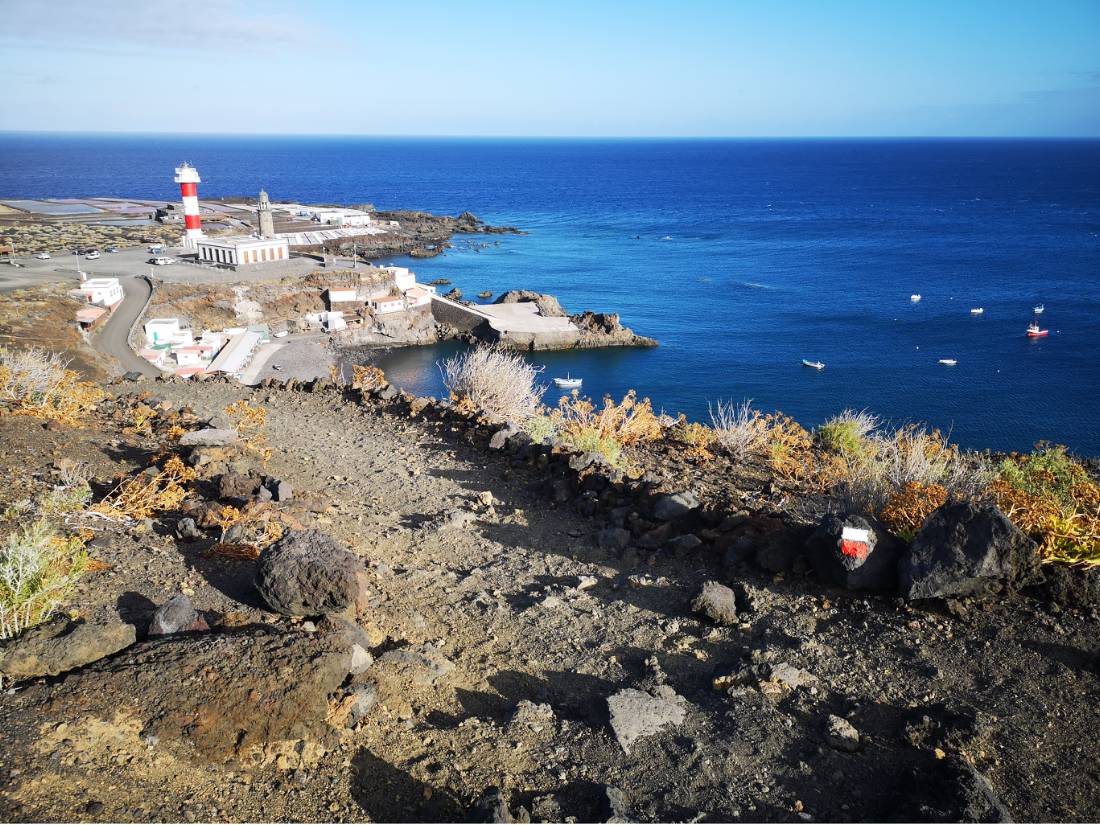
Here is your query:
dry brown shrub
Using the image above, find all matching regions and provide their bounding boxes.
[91,457,198,521]
[208,543,261,560]
[554,390,662,448]
[759,413,816,483]
[880,482,948,541]
[0,347,106,426]
[671,419,717,460]
[351,365,386,391]
[224,399,272,461]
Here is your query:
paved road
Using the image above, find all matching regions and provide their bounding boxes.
[94,276,159,377]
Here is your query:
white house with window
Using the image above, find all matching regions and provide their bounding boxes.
[144,317,192,347]
[197,235,290,269]
[74,277,124,308]
[371,294,405,315]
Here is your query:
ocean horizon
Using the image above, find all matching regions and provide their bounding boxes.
[2,133,1097,454]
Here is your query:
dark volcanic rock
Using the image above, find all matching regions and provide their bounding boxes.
[148,594,209,637]
[571,310,658,347]
[806,512,901,590]
[2,625,356,766]
[218,471,262,500]
[494,290,567,318]
[653,491,699,521]
[255,530,362,616]
[0,617,136,678]
[899,502,1042,600]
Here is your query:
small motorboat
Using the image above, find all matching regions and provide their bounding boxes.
[1026,322,1049,338]
[1033,304,1045,314]
[938,359,958,366]
[910,294,922,302]
[802,359,825,370]
[970,307,984,315]
[553,374,583,389]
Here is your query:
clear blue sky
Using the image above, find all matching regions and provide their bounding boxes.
[2,0,1098,137]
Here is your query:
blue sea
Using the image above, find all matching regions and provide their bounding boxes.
[1,133,1097,453]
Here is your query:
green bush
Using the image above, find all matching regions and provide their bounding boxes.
[565,426,623,468]
[0,519,88,639]
[523,414,558,444]
[998,444,1089,506]
[816,410,878,456]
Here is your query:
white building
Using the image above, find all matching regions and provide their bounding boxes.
[311,209,372,227]
[206,331,261,376]
[371,294,405,315]
[325,286,359,306]
[172,344,216,368]
[381,266,415,291]
[197,235,290,269]
[404,286,432,308]
[323,311,347,332]
[144,318,192,347]
[74,278,124,308]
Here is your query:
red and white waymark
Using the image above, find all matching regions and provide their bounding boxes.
[840,526,871,560]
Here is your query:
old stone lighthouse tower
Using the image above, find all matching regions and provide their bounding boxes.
[257,189,275,238]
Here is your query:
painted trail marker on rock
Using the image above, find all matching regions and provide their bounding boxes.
[840,526,871,561]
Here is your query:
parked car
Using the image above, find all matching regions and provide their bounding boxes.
[273,330,289,339]
[149,256,174,265]
[34,252,50,260]
[148,244,164,254]
[105,246,120,253]
[84,250,101,260]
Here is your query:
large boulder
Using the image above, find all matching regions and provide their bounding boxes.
[0,617,136,679]
[806,513,901,590]
[255,530,363,617]
[899,502,1042,600]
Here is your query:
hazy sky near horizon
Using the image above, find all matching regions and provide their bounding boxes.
[2,0,1098,137]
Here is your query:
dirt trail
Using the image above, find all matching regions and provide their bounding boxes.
[1,380,1098,822]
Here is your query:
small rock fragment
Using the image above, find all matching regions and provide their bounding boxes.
[692,581,738,625]
[607,686,687,753]
[174,517,203,542]
[179,428,239,448]
[148,594,209,636]
[825,714,860,752]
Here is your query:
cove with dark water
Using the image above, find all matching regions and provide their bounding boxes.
[1,134,1097,452]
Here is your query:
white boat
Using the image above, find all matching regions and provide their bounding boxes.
[801,359,825,370]
[910,294,922,303]
[1033,304,1045,314]
[553,374,582,389]
[970,307,984,315]
[938,359,957,366]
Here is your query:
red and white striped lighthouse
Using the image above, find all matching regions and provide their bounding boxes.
[173,162,204,250]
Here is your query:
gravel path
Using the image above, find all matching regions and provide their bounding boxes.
[2,380,1097,822]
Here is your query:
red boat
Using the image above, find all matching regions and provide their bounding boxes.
[1027,322,1049,338]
